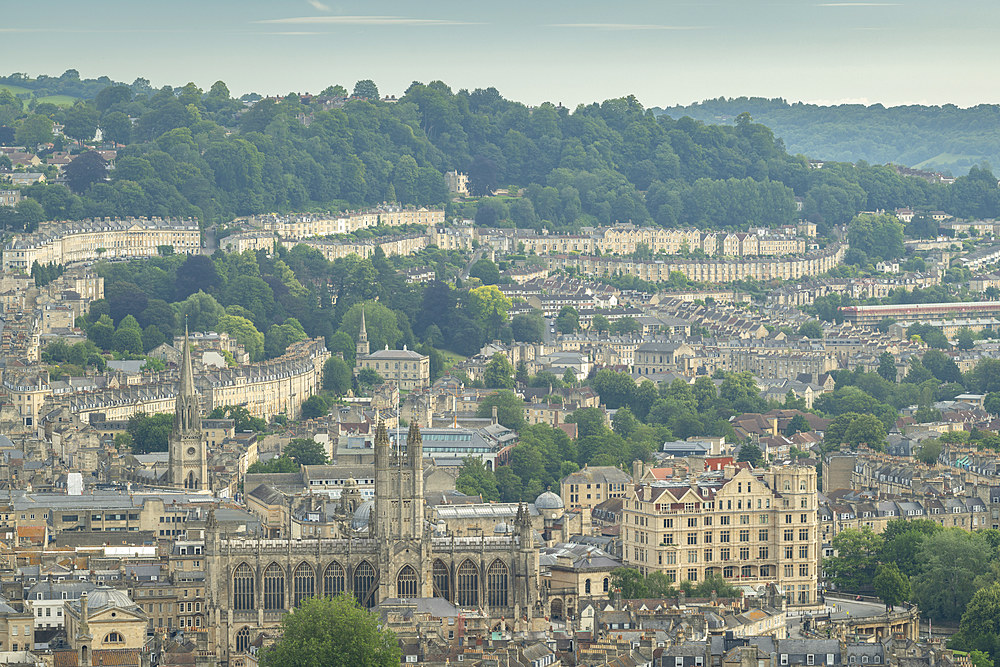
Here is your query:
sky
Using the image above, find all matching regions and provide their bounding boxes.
[1,0,998,108]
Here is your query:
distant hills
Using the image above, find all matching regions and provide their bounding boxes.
[654,97,1000,175]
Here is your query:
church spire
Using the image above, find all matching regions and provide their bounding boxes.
[180,321,196,399]
[357,307,370,357]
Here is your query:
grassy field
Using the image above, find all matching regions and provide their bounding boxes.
[439,350,466,374]
[0,85,79,109]
[34,94,78,107]
[0,84,31,95]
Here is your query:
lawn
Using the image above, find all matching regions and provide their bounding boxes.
[0,84,31,95]
[35,94,78,107]
[439,350,466,374]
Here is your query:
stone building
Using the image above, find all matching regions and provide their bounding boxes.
[354,309,430,391]
[204,419,542,662]
[621,464,820,607]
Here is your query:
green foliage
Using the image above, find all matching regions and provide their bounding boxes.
[284,438,329,466]
[300,394,331,420]
[873,562,910,609]
[916,438,943,465]
[469,258,501,285]
[357,368,384,387]
[260,594,401,667]
[913,529,992,622]
[455,457,500,502]
[556,306,580,334]
[247,455,299,474]
[476,390,526,430]
[323,357,352,395]
[823,412,888,450]
[784,414,811,436]
[797,320,824,339]
[846,213,905,265]
[484,352,514,389]
[207,405,266,432]
[126,412,173,454]
[877,352,897,383]
[737,443,763,467]
[824,527,883,592]
[217,314,265,361]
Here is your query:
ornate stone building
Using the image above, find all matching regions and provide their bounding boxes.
[204,419,541,662]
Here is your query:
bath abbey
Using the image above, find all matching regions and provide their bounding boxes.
[202,418,541,660]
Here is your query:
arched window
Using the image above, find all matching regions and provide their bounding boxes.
[432,560,451,601]
[741,565,753,578]
[397,565,418,598]
[263,563,285,611]
[233,563,254,611]
[863,657,869,664]
[457,560,479,607]
[235,627,251,653]
[487,560,509,608]
[585,579,591,594]
[353,561,378,608]
[800,480,807,491]
[324,562,345,597]
[603,577,610,593]
[783,481,791,492]
[103,632,124,644]
[293,563,315,606]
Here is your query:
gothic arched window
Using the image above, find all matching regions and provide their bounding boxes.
[324,562,345,597]
[293,562,315,606]
[432,560,451,601]
[263,563,285,611]
[397,565,418,598]
[487,560,509,608]
[235,627,251,653]
[353,561,378,608]
[233,563,254,611]
[457,560,479,607]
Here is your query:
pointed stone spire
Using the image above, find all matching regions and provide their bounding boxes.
[357,307,370,357]
[374,414,389,448]
[407,419,423,462]
[180,320,196,399]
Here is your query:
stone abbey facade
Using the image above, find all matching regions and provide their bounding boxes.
[203,418,541,661]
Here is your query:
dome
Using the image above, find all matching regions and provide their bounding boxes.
[534,491,564,510]
[85,587,136,611]
[351,499,373,531]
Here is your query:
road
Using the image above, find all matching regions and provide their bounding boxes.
[543,316,557,343]
[460,246,486,281]
[785,596,889,638]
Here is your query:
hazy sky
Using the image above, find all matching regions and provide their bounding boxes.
[2,0,997,108]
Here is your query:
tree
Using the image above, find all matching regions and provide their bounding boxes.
[877,352,897,383]
[556,306,580,333]
[357,368,383,387]
[719,371,765,413]
[592,314,610,333]
[247,455,299,474]
[15,114,53,150]
[824,412,887,450]
[955,583,1000,664]
[216,314,265,361]
[592,369,636,409]
[285,438,328,466]
[99,111,132,145]
[511,312,545,343]
[260,594,401,667]
[64,151,107,193]
[300,394,331,420]
[823,526,883,592]
[175,255,221,300]
[62,103,100,144]
[208,405,266,432]
[737,443,763,467]
[127,412,173,454]
[112,325,143,355]
[352,80,379,100]
[562,367,577,386]
[175,291,226,332]
[872,562,910,610]
[341,301,404,353]
[323,357,352,395]
[797,320,824,339]
[467,285,511,341]
[455,457,499,502]
[468,155,499,197]
[847,213,905,263]
[476,390,526,430]
[912,529,991,622]
[484,352,514,389]
[784,414,811,436]
[612,406,639,438]
[916,438,943,465]
[469,258,501,285]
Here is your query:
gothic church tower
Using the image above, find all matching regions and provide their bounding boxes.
[169,325,208,490]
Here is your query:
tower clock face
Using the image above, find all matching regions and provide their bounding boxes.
[187,447,197,456]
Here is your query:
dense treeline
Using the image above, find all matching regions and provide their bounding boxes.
[658,97,1000,175]
[4,74,996,233]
